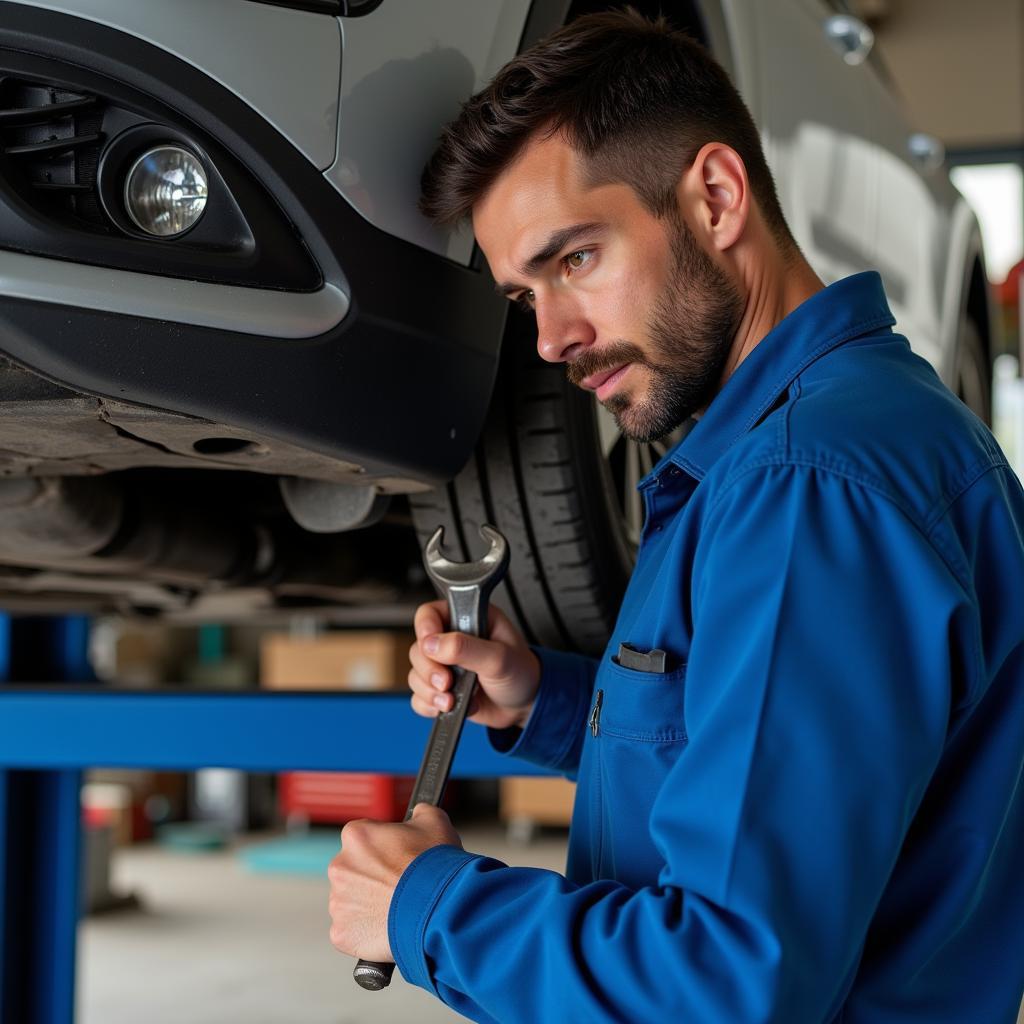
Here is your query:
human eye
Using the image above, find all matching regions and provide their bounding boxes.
[563,249,594,274]
[514,289,535,313]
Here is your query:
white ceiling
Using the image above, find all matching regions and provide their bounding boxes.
[862,0,1023,150]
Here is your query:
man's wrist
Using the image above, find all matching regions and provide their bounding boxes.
[514,648,542,727]
[388,845,481,993]
[512,700,535,730]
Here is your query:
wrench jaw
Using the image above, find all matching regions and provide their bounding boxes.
[423,525,510,603]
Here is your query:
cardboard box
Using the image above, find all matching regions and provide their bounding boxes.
[499,776,576,826]
[260,632,413,691]
[82,782,134,846]
[84,771,187,844]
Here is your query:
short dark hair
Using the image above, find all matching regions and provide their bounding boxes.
[420,7,795,250]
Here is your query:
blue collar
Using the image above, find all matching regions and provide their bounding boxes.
[642,271,896,488]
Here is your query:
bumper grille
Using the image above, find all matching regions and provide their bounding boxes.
[0,76,106,228]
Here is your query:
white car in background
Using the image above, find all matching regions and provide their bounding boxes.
[0,0,992,654]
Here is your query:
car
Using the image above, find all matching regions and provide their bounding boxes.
[0,0,993,655]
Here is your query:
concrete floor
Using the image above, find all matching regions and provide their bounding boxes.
[78,824,568,1024]
[79,827,1024,1024]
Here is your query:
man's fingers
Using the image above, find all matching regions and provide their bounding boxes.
[415,601,515,644]
[421,631,510,679]
[405,671,450,720]
[408,803,462,847]
[409,642,450,693]
[410,693,443,718]
[409,802,446,822]
[407,646,454,717]
[486,606,528,649]
[413,600,449,641]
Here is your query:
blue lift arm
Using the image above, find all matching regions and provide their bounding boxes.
[0,688,551,775]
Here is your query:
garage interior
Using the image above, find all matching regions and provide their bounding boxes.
[0,1,1021,1022]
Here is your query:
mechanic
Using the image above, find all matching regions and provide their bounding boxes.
[328,10,1024,1021]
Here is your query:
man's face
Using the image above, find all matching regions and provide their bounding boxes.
[473,131,744,442]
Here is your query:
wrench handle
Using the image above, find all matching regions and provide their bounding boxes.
[405,665,478,809]
[353,586,490,991]
[352,960,395,991]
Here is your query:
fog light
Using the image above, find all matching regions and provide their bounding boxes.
[124,145,208,237]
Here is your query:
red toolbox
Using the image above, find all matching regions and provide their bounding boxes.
[278,772,416,823]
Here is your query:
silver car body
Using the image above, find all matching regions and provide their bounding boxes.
[8,0,983,375]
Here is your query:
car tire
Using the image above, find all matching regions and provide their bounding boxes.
[411,310,653,656]
[955,316,992,424]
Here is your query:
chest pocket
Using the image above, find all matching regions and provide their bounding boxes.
[586,656,688,886]
[598,658,688,741]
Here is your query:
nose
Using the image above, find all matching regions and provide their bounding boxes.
[534,292,595,363]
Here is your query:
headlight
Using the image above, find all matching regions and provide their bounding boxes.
[124,145,208,237]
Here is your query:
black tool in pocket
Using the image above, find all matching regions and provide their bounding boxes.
[613,641,668,674]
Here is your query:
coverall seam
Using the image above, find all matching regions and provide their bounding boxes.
[922,457,1010,536]
[922,465,1010,714]
[598,726,688,743]
[781,375,800,457]
[414,852,482,998]
[707,456,920,530]
[706,457,976,597]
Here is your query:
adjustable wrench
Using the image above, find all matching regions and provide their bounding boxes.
[353,523,510,991]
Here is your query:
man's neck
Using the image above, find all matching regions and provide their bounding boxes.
[721,250,824,387]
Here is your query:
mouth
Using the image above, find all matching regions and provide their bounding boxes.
[583,363,631,401]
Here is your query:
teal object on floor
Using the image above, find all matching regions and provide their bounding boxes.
[156,823,228,852]
[240,832,339,876]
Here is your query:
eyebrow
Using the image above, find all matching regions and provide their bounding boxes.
[495,221,605,296]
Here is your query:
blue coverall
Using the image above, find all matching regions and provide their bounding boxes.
[389,272,1024,1022]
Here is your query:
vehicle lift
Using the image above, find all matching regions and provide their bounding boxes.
[0,614,545,1023]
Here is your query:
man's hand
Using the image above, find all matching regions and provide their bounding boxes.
[328,804,462,962]
[408,600,541,730]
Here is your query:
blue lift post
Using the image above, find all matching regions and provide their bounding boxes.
[0,629,549,1023]
[0,616,91,1024]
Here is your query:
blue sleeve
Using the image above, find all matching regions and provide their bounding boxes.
[390,465,966,1022]
[485,646,597,779]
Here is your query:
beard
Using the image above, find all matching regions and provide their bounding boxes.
[566,213,744,443]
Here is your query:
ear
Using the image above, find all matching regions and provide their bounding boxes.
[677,142,749,253]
